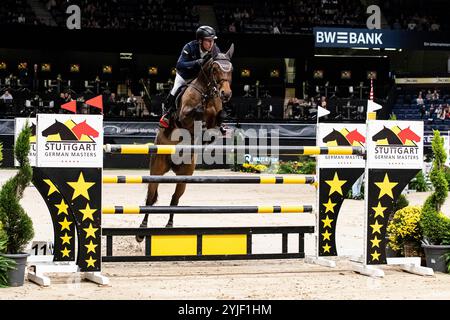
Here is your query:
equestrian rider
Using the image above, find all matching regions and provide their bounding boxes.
[159,25,221,128]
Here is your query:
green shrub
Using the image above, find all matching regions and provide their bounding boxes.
[0,123,34,254]
[0,221,16,287]
[392,194,409,213]
[389,113,397,120]
[387,206,423,254]
[409,170,430,192]
[420,130,450,246]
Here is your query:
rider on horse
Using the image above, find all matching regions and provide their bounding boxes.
[159,25,222,129]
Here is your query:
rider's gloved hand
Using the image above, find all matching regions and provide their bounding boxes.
[195,58,205,66]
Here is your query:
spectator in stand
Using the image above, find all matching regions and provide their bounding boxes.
[432,89,439,101]
[271,23,281,34]
[417,93,425,118]
[430,20,440,31]
[392,19,402,30]
[228,22,236,33]
[425,89,432,100]
[0,90,13,102]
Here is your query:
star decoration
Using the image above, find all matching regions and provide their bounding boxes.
[321,215,333,228]
[372,202,387,218]
[370,236,381,248]
[83,223,98,239]
[375,173,398,199]
[325,172,347,196]
[61,247,71,257]
[43,179,60,196]
[371,250,381,261]
[370,220,383,234]
[322,198,337,213]
[59,217,72,231]
[85,240,98,254]
[55,199,69,216]
[67,172,95,200]
[322,243,331,253]
[322,230,332,241]
[79,203,97,222]
[60,233,72,245]
[85,256,97,268]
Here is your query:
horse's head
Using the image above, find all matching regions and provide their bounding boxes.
[206,44,234,103]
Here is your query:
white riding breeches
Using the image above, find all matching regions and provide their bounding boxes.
[170,73,192,96]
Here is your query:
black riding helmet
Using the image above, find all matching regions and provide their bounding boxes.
[196,26,217,40]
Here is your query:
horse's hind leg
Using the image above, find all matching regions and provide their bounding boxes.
[165,183,187,228]
[136,155,170,242]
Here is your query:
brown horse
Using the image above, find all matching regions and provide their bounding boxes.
[136,44,234,240]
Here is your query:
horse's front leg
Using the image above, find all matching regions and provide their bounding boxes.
[168,162,196,228]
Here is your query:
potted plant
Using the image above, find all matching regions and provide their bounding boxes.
[420,130,450,273]
[387,206,423,258]
[0,123,34,286]
[0,221,16,287]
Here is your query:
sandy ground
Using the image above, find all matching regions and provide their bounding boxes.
[0,168,449,300]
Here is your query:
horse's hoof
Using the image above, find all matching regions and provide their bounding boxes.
[165,222,173,228]
[136,224,147,243]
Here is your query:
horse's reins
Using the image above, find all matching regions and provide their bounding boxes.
[194,58,232,101]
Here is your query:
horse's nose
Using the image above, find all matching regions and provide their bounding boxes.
[221,90,232,102]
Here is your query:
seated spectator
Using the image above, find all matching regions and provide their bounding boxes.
[407,20,416,30]
[416,93,424,106]
[392,19,402,29]
[430,21,440,31]
[228,22,236,33]
[432,89,439,100]
[271,23,281,34]
[0,90,13,102]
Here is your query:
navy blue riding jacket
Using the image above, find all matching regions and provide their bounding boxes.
[176,40,221,80]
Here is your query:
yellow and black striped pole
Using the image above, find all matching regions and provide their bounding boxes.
[103,175,316,184]
[103,144,365,156]
[103,205,313,214]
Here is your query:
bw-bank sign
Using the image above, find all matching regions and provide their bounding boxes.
[314,27,400,48]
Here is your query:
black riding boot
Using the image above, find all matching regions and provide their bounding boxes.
[159,94,176,128]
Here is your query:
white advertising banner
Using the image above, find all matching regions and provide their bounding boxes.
[317,123,366,168]
[14,117,37,167]
[366,120,424,169]
[36,114,103,168]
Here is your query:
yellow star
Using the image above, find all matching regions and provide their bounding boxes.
[370,220,383,234]
[79,203,97,222]
[322,243,331,253]
[60,233,72,245]
[85,256,97,268]
[322,230,332,241]
[85,240,98,254]
[372,202,387,218]
[55,199,69,216]
[67,172,95,201]
[321,215,333,228]
[322,198,337,213]
[61,247,71,257]
[83,223,98,239]
[371,250,381,261]
[325,172,347,196]
[374,173,398,199]
[43,179,60,196]
[370,236,381,248]
[59,217,72,231]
